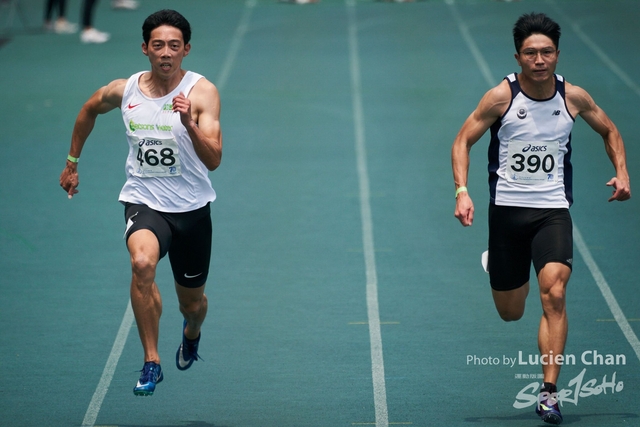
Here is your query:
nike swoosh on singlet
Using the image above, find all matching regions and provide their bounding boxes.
[128,102,142,109]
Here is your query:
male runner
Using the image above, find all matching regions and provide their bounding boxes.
[59,9,222,396]
[451,12,630,424]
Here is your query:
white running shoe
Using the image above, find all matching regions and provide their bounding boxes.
[481,250,489,274]
[81,28,111,44]
[112,0,139,9]
[54,20,78,34]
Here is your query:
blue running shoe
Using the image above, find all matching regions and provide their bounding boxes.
[536,391,563,425]
[176,320,202,371]
[133,361,163,396]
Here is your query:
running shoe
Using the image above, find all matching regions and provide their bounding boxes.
[279,0,320,3]
[133,361,163,396]
[536,391,563,425]
[80,28,110,44]
[53,20,78,34]
[176,320,202,370]
[481,250,489,273]
[112,0,139,10]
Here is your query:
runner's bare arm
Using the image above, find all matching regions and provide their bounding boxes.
[566,83,631,202]
[60,79,126,198]
[452,81,511,226]
[175,79,222,171]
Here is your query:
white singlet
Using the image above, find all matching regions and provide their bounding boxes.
[118,71,216,213]
[488,73,575,208]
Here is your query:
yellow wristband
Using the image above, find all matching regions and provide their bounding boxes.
[455,186,468,198]
[67,154,79,163]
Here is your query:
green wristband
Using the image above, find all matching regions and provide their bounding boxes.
[455,186,468,198]
[67,154,79,163]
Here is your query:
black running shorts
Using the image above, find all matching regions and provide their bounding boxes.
[123,203,212,288]
[488,204,573,291]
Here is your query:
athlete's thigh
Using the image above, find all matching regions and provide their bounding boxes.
[124,203,172,259]
[168,204,212,288]
[488,204,534,291]
[531,208,573,276]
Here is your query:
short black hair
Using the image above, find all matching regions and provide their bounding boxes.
[513,12,561,52]
[142,9,191,45]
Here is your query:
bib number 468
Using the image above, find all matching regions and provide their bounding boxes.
[132,136,181,178]
[137,147,176,167]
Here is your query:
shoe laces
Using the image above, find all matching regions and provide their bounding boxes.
[138,362,161,383]
[182,336,203,362]
[537,391,561,413]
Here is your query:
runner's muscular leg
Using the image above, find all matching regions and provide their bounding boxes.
[492,281,530,321]
[128,229,163,364]
[537,262,571,384]
[175,282,208,340]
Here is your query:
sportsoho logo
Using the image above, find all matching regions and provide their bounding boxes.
[465,349,627,409]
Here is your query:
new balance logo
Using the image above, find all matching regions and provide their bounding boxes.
[552,110,561,116]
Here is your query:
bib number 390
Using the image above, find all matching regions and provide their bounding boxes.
[507,140,559,184]
[133,137,182,178]
[510,153,555,174]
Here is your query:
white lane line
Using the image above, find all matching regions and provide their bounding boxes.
[573,225,640,362]
[346,1,389,427]
[544,4,640,359]
[82,302,134,427]
[216,0,257,91]
[546,0,640,98]
[449,0,640,363]
[80,2,257,426]
[446,0,496,88]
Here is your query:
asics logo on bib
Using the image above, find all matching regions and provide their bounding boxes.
[522,144,547,153]
[138,139,163,147]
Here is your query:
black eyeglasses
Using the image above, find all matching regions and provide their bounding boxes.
[519,48,557,60]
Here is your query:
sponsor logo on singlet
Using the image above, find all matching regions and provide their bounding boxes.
[129,120,173,133]
[517,108,527,119]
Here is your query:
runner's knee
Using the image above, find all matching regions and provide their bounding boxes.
[492,284,528,321]
[497,306,524,322]
[130,251,158,281]
[178,292,207,315]
[540,283,566,314]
